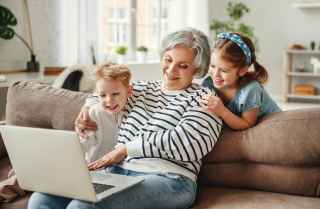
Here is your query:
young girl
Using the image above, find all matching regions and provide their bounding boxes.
[203,32,281,130]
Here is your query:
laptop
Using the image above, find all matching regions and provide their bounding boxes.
[0,125,144,202]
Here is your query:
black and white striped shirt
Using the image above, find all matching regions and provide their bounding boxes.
[115,81,222,181]
[86,80,222,181]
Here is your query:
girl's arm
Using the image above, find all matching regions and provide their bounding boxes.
[205,95,259,130]
[220,106,259,130]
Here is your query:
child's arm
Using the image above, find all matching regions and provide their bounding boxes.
[205,95,259,130]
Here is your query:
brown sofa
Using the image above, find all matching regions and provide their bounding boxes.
[0,81,320,209]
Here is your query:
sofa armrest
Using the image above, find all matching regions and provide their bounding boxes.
[205,108,320,166]
[5,81,89,130]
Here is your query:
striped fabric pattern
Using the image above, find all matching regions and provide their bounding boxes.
[117,80,223,176]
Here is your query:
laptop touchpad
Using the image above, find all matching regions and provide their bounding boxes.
[93,183,114,194]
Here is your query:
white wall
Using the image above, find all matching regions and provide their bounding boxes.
[128,62,162,81]
[0,0,63,71]
[210,0,320,97]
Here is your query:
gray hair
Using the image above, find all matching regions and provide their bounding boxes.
[160,28,211,78]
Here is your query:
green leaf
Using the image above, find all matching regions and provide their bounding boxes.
[227,1,250,21]
[209,0,258,51]
[0,26,15,39]
[115,45,127,55]
[210,20,235,37]
[0,5,18,40]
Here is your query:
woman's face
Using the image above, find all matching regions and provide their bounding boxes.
[161,45,197,91]
[209,51,247,90]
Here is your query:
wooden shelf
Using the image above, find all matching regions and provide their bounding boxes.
[287,49,320,55]
[287,72,320,77]
[287,94,320,100]
[284,49,320,103]
[292,2,320,8]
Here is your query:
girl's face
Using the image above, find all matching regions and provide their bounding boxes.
[210,51,248,90]
[96,79,131,114]
[161,45,197,91]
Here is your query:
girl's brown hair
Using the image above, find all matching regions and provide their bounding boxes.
[214,33,268,85]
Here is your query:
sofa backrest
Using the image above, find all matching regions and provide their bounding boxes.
[203,107,320,166]
[0,81,90,159]
[6,81,89,130]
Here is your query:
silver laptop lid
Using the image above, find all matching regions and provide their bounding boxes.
[0,125,97,202]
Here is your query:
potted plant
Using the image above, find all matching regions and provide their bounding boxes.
[136,46,148,62]
[210,0,258,50]
[0,4,39,72]
[115,45,127,64]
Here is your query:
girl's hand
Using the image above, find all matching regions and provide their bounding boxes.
[203,94,227,117]
[88,144,128,170]
[75,106,97,138]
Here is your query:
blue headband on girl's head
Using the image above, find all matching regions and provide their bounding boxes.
[217,32,252,65]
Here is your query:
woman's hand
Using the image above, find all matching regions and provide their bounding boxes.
[75,106,97,138]
[202,94,227,118]
[88,144,128,170]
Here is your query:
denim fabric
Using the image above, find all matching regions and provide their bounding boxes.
[202,77,281,120]
[28,166,197,209]
[225,81,281,120]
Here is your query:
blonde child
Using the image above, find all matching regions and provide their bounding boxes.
[203,32,281,130]
[79,63,132,162]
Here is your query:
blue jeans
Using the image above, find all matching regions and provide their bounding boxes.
[28,166,197,209]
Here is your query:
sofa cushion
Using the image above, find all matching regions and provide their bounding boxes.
[199,163,320,197]
[205,108,320,165]
[52,65,96,92]
[6,81,89,130]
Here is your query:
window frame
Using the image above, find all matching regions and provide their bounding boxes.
[97,0,169,62]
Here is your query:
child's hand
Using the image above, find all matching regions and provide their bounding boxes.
[88,144,127,170]
[78,131,89,141]
[202,94,226,117]
[75,106,97,138]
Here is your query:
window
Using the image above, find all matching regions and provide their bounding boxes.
[98,0,169,61]
[61,0,209,65]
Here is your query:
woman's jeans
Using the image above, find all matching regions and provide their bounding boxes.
[28,166,197,209]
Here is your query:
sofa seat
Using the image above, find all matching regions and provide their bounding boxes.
[192,186,320,209]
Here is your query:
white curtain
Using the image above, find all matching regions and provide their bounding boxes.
[61,0,98,66]
[167,0,210,36]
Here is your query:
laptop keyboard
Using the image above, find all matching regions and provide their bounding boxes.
[92,183,114,194]
[90,172,112,181]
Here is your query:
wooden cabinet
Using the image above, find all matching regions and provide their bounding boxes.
[284,50,320,102]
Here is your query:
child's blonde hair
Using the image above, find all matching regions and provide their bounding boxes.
[95,63,131,87]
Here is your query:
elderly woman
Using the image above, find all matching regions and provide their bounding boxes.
[28,28,222,209]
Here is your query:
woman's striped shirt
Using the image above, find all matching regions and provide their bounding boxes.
[87,80,222,181]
